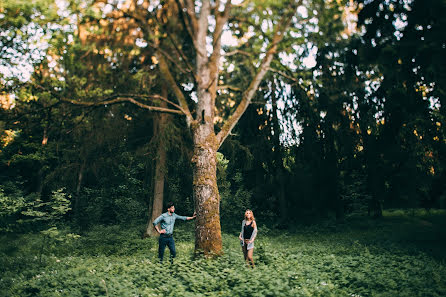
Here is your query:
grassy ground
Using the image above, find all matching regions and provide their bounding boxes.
[1,209,445,296]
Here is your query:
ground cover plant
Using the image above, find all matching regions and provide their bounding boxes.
[1,210,445,297]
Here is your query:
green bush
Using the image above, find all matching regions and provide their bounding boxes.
[0,188,28,232]
[218,152,252,226]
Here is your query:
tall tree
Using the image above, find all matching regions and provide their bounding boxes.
[3,0,302,255]
[61,0,300,255]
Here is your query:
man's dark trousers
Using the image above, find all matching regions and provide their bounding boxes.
[158,234,176,263]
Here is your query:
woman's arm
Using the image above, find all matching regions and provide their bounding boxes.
[239,220,245,240]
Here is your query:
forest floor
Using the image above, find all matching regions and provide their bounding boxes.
[1,209,445,296]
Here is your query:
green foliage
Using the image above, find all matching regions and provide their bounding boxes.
[340,171,372,215]
[0,189,27,232]
[217,152,252,225]
[1,211,445,296]
[20,189,80,262]
[21,188,71,224]
[78,168,147,227]
[0,0,59,82]
[72,225,153,256]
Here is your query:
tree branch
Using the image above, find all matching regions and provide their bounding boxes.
[195,0,211,60]
[210,0,231,64]
[223,49,253,57]
[267,67,300,84]
[217,85,242,92]
[118,5,195,125]
[60,96,185,115]
[185,0,199,32]
[120,93,188,115]
[177,0,198,47]
[156,53,195,125]
[208,0,231,89]
[153,16,197,78]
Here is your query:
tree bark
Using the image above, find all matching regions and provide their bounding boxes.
[144,139,167,237]
[191,3,223,253]
[191,127,222,255]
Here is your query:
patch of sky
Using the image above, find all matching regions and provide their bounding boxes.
[136,38,148,48]
[303,46,318,69]
[297,6,308,19]
[206,35,213,57]
[221,30,238,47]
[429,97,440,110]
[56,0,70,18]
[208,15,216,33]
[227,63,235,73]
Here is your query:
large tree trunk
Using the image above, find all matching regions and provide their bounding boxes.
[144,90,169,237]
[191,129,222,256]
[190,4,223,255]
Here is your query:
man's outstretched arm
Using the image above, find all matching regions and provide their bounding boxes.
[175,212,196,221]
[186,212,197,221]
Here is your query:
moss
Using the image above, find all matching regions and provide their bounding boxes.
[190,120,199,131]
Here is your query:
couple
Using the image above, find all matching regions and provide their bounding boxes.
[152,203,258,266]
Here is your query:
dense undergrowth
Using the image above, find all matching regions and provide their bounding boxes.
[1,210,445,296]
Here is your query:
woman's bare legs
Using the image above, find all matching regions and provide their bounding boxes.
[246,248,255,268]
[242,244,248,261]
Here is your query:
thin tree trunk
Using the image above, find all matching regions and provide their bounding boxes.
[144,89,170,237]
[37,110,50,196]
[76,161,85,196]
[74,160,86,216]
[144,139,167,236]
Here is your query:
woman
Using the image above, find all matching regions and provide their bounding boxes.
[239,209,257,267]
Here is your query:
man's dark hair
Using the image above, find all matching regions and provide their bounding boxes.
[166,202,174,209]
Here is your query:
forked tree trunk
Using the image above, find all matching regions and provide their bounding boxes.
[152,0,297,255]
[191,40,223,254]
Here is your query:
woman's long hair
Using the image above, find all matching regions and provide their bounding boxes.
[244,209,255,221]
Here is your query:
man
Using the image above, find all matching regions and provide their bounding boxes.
[152,202,196,263]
